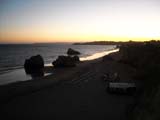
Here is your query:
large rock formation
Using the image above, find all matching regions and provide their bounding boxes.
[67,48,80,55]
[72,55,80,62]
[24,55,44,74]
[52,55,80,68]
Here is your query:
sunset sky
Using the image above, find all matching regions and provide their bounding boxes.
[0,0,160,43]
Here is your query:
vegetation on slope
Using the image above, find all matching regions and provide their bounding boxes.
[119,41,160,120]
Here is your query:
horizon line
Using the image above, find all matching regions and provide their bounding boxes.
[0,39,160,45]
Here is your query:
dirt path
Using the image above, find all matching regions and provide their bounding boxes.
[1,58,134,120]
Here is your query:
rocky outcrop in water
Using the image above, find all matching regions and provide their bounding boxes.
[52,55,80,68]
[67,48,80,55]
[24,55,44,74]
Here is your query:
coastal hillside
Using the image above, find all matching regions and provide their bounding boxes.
[119,41,160,120]
[73,40,160,46]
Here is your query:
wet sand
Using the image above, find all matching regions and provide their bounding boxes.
[0,52,135,120]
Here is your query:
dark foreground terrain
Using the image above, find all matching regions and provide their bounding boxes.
[1,52,135,120]
[2,40,160,120]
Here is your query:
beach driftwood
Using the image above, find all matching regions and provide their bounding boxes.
[24,55,44,74]
[67,48,80,55]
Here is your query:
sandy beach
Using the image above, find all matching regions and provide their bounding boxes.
[0,51,135,120]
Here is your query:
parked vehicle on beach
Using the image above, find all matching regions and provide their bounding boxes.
[102,72,136,95]
[106,82,136,94]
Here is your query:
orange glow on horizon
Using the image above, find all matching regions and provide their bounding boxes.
[0,30,160,43]
[1,22,159,43]
[1,0,160,43]
[0,31,159,43]
[0,34,159,43]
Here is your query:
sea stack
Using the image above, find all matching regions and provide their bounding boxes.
[24,54,44,74]
[52,55,80,68]
[67,48,80,55]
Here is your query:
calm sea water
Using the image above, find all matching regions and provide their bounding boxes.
[0,43,116,85]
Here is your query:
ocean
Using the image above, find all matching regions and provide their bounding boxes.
[0,43,116,85]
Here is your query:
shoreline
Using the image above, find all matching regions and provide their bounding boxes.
[0,49,133,99]
[0,49,121,102]
[0,57,93,102]
[0,44,116,74]
[0,49,118,86]
[0,48,118,86]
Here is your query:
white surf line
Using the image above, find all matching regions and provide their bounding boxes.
[80,49,119,61]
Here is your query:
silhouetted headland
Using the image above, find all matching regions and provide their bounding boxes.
[73,40,160,46]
